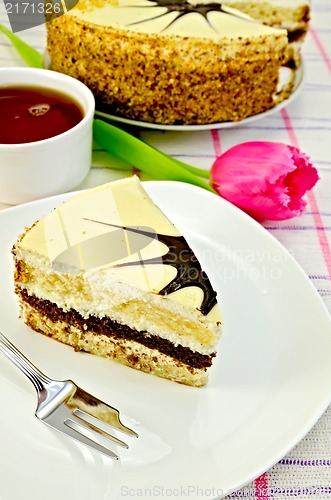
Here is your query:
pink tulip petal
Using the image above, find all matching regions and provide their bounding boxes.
[210,141,319,221]
[284,146,319,201]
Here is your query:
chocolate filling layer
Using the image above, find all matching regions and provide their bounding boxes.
[19,289,215,369]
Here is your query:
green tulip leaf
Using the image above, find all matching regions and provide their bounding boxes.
[0,24,44,68]
[93,119,215,193]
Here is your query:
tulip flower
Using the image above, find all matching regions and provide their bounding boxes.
[210,142,319,221]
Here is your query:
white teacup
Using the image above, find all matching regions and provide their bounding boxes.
[0,67,95,205]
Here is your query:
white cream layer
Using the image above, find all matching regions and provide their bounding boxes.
[16,249,220,354]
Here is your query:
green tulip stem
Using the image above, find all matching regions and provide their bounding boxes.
[164,157,210,179]
[93,120,215,193]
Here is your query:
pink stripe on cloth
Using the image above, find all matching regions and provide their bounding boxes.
[211,129,222,157]
[281,108,298,146]
[309,26,331,73]
[281,108,331,279]
[307,191,331,279]
[254,473,269,500]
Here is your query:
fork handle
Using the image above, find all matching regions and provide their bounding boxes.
[0,331,50,392]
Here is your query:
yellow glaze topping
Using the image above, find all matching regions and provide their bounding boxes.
[20,177,220,317]
[70,0,286,39]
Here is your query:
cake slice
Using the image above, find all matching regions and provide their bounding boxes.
[12,177,222,387]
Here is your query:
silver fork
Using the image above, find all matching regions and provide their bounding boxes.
[0,331,138,459]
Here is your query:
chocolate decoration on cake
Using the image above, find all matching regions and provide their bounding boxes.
[126,0,255,31]
[81,219,218,315]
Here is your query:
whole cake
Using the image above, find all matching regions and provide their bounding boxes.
[12,177,222,387]
[46,0,292,125]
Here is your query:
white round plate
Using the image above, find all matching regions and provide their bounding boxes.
[95,64,304,131]
[0,181,330,500]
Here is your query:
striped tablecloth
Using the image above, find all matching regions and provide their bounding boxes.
[0,1,330,498]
